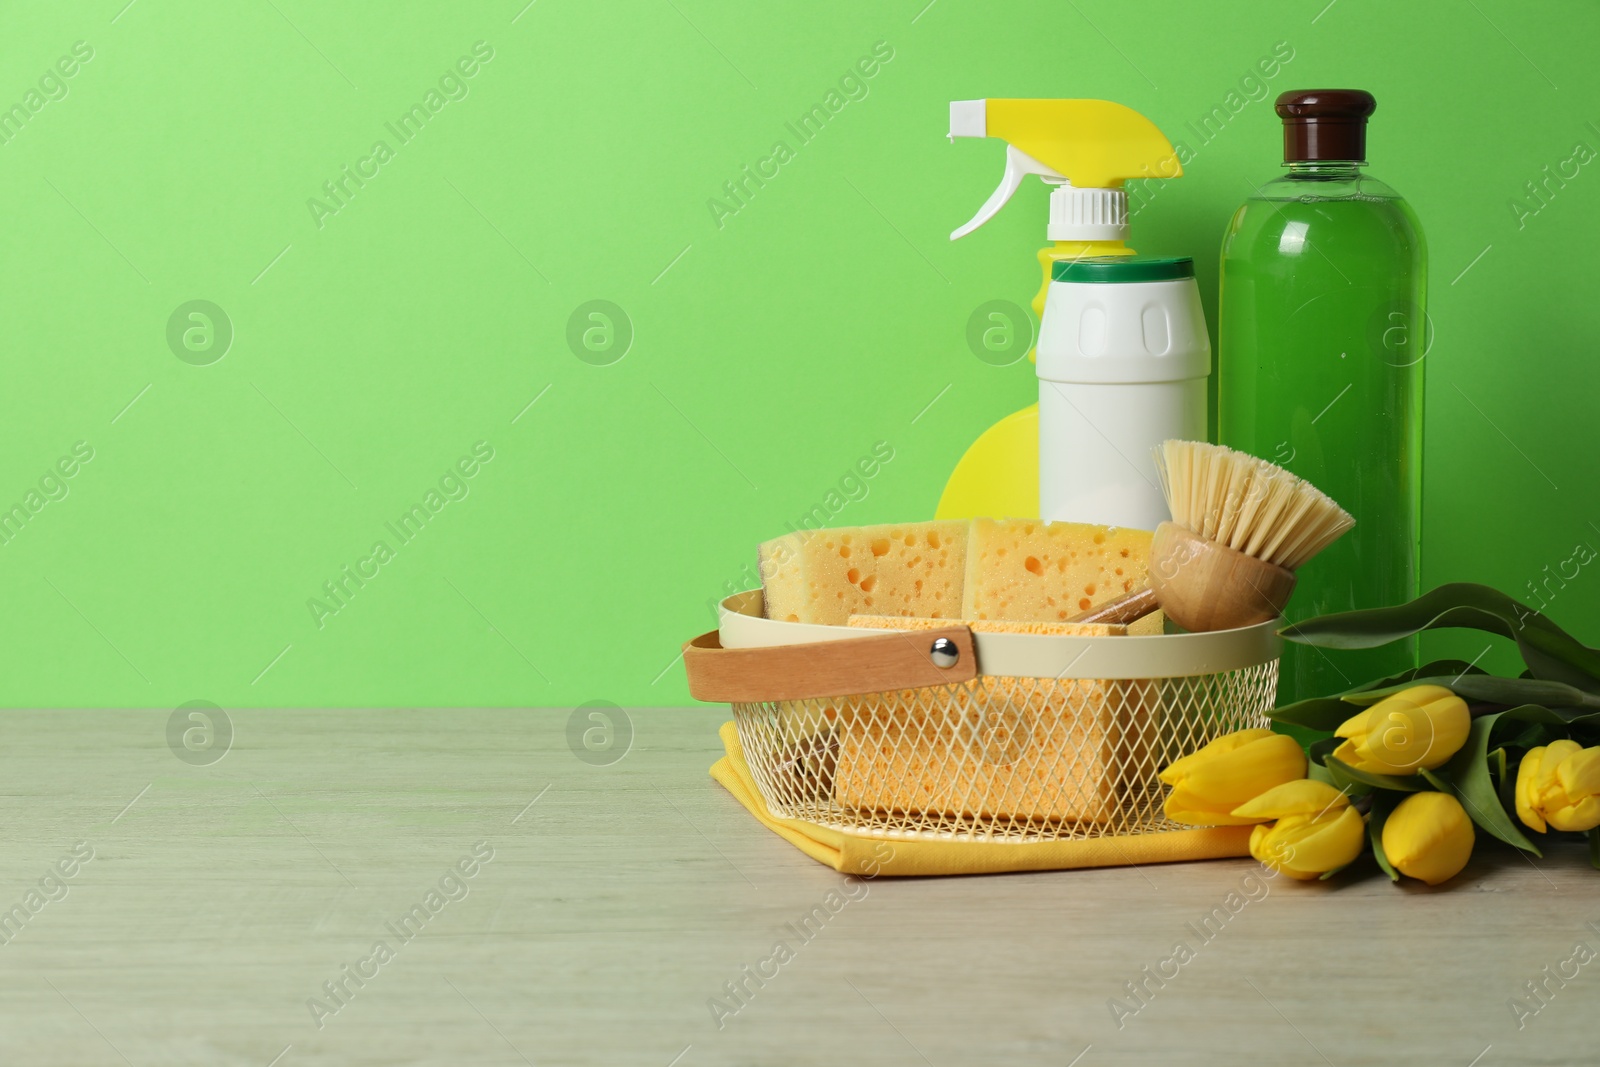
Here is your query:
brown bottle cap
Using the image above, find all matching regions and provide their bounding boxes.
[1275,89,1376,163]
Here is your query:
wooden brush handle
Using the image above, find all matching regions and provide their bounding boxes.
[1067,586,1159,626]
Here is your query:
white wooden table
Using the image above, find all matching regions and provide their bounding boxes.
[0,707,1588,1066]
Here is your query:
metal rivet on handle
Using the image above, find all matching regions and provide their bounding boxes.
[929,637,959,669]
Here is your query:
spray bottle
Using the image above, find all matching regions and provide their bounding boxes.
[939,99,1210,531]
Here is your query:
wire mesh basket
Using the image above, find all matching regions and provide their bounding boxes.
[685,591,1280,844]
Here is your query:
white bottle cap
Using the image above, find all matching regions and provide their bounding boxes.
[1047,184,1129,242]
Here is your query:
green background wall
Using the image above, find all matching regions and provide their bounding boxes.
[0,0,1594,707]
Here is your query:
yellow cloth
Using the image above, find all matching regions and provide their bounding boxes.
[708,721,1252,877]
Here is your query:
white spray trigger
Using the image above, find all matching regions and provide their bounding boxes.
[951,143,1065,241]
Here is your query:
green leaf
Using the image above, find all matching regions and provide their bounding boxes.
[1338,674,1600,710]
[1270,659,1498,730]
[1367,791,1401,883]
[1432,711,1543,856]
[1307,736,1341,766]
[1500,723,1557,751]
[1343,659,1491,694]
[1481,704,1600,747]
[1489,746,1510,799]
[1418,767,1451,792]
[1271,720,1327,754]
[1323,755,1427,793]
[1317,861,1355,881]
[1267,659,1516,735]
[1279,583,1600,692]
[1306,760,1336,787]
[1271,695,1362,731]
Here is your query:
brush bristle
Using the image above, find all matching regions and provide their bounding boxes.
[1154,440,1355,570]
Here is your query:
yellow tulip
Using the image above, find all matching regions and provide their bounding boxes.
[1159,728,1307,827]
[1333,685,1470,775]
[1515,740,1600,833]
[1382,791,1475,885]
[1236,779,1365,880]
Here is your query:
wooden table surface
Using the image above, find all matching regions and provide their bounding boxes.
[0,706,1591,1066]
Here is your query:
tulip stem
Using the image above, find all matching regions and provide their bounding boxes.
[1352,793,1374,816]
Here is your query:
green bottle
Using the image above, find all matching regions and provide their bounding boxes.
[1219,89,1425,704]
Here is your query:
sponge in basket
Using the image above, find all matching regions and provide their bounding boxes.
[758,520,967,626]
[834,615,1141,826]
[847,615,1126,637]
[962,518,1161,636]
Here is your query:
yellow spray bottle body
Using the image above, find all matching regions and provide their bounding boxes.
[936,99,1181,521]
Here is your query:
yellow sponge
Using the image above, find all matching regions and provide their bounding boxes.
[835,613,1136,825]
[758,521,967,626]
[845,614,1126,637]
[961,518,1160,636]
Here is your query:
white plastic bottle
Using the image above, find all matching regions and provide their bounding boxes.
[1036,256,1210,530]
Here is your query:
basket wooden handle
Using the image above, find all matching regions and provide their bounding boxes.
[681,626,978,703]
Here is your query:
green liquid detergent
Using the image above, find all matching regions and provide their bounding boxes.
[1219,91,1425,704]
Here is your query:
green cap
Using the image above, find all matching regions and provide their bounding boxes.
[1051,256,1194,283]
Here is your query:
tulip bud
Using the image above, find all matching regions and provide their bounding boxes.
[1382,791,1475,885]
[1333,685,1470,775]
[1236,779,1365,880]
[1515,740,1600,833]
[1159,728,1307,827]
